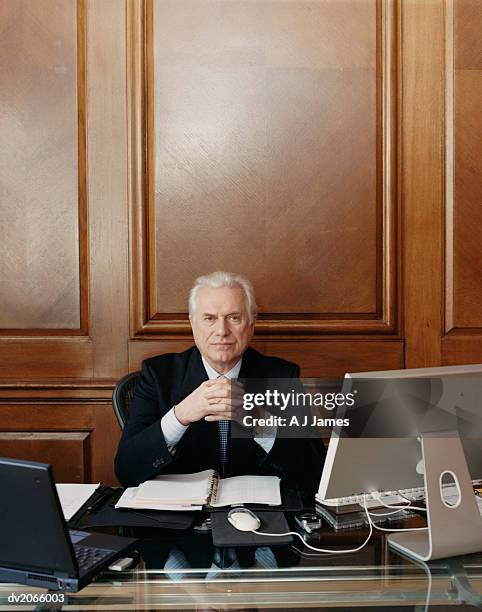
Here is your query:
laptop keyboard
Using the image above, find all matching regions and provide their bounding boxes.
[73,544,112,573]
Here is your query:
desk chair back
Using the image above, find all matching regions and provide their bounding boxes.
[112,371,140,429]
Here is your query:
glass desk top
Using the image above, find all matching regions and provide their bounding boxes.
[2,514,482,610]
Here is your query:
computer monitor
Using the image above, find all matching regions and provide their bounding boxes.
[318,363,482,562]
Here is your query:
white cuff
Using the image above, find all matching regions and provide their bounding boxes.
[254,425,277,454]
[161,407,189,453]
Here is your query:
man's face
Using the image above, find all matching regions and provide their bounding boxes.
[190,286,255,373]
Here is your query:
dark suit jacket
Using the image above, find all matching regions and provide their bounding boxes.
[114,346,324,497]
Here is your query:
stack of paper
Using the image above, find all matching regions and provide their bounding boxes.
[116,470,214,511]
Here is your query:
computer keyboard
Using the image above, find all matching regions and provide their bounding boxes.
[317,479,482,512]
[317,488,424,511]
[73,544,111,573]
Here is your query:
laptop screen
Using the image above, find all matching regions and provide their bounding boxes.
[0,458,76,576]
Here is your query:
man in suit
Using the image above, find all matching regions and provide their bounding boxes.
[115,271,324,498]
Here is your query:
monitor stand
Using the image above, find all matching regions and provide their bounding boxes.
[388,430,482,561]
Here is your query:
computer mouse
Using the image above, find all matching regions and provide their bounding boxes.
[227,508,261,532]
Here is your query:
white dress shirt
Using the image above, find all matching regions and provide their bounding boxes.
[160,356,276,454]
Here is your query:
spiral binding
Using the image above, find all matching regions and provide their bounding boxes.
[207,470,220,507]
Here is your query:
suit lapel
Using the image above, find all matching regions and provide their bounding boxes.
[238,346,260,378]
[227,347,262,476]
[171,347,220,472]
[172,346,208,405]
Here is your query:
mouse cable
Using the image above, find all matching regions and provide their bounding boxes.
[252,494,428,554]
[371,490,426,512]
[363,497,428,533]
[251,498,373,554]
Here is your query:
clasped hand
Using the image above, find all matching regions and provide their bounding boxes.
[174,378,247,426]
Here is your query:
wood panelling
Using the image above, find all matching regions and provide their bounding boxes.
[0,0,130,484]
[0,394,120,485]
[0,0,87,332]
[403,0,482,366]
[151,0,378,315]
[253,340,404,378]
[0,339,93,380]
[442,336,482,366]
[402,0,444,367]
[449,0,482,331]
[0,432,90,482]
[130,0,400,339]
[0,0,95,382]
[452,70,482,329]
[128,337,404,379]
[454,0,482,69]
[0,0,130,383]
[0,379,115,400]
[86,0,129,379]
[3,0,481,482]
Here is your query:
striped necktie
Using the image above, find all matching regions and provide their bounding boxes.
[217,375,230,475]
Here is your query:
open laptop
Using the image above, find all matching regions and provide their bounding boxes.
[0,457,138,592]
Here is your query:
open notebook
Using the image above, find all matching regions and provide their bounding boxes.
[115,470,281,511]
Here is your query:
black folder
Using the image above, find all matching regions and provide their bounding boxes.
[68,483,301,531]
[68,487,198,530]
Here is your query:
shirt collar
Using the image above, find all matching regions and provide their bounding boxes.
[201,356,242,379]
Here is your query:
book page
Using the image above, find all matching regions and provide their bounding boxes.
[212,475,281,507]
[135,469,214,505]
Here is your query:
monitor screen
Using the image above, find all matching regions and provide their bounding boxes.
[318,363,482,501]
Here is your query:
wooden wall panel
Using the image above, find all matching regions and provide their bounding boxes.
[129,0,402,379]
[86,0,129,379]
[129,337,405,379]
[0,432,90,482]
[0,339,93,380]
[402,0,444,368]
[403,0,482,368]
[0,394,120,485]
[0,0,131,484]
[450,0,482,330]
[0,0,95,381]
[0,0,130,384]
[150,0,378,315]
[0,0,86,331]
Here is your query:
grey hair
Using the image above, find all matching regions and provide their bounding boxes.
[188,271,258,323]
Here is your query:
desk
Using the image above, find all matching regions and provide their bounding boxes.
[2,516,482,610]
